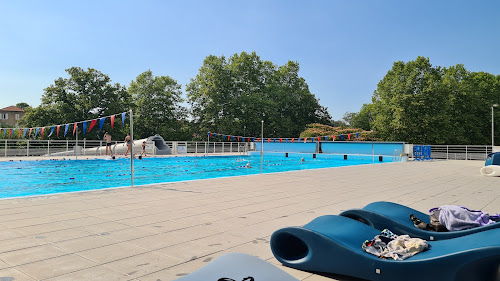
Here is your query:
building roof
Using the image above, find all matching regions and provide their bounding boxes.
[0,106,24,112]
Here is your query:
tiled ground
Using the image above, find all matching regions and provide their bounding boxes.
[0,159,497,280]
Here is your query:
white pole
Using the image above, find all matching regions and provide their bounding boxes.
[130,109,134,187]
[371,130,374,163]
[492,106,495,150]
[207,133,210,156]
[76,126,78,160]
[261,120,264,174]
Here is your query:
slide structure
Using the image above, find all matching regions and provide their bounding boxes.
[339,201,500,240]
[174,253,299,281]
[271,215,500,281]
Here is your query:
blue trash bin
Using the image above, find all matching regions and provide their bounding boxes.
[485,152,500,166]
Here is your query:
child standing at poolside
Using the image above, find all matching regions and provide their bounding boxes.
[140,141,147,156]
[104,132,113,156]
[124,133,132,156]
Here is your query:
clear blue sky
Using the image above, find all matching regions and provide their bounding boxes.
[1,0,499,120]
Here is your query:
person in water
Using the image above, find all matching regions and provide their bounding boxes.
[124,133,132,156]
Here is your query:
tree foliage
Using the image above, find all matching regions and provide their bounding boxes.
[128,70,188,140]
[186,52,331,139]
[20,67,131,140]
[348,57,500,144]
[15,102,30,109]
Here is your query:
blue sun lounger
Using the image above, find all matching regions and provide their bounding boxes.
[174,253,299,281]
[271,215,500,281]
[339,201,500,240]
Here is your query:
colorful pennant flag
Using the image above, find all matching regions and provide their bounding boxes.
[291,138,295,143]
[73,123,77,135]
[356,133,359,139]
[88,119,97,132]
[8,128,13,139]
[41,127,45,138]
[121,112,126,126]
[35,128,40,138]
[348,133,351,140]
[57,125,60,137]
[82,121,87,135]
[48,126,54,137]
[99,117,105,131]
[23,129,28,139]
[111,115,115,129]
[29,128,32,138]
[341,135,344,141]
[64,124,69,137]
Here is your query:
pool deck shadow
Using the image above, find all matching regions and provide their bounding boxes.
[0,160,497,280]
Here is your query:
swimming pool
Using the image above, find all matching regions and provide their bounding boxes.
[0,152,393,199]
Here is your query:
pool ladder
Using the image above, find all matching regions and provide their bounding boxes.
[392,149,406,162]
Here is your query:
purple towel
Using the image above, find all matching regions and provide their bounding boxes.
[436,205,497,231]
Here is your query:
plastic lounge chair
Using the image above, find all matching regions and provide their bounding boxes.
[271,215,500,281]
[174,252,299,281]
[339,201,500,241]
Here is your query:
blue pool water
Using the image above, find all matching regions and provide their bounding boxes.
[0,152,391,199]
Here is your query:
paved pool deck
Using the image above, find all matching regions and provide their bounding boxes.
[0,159,498,280]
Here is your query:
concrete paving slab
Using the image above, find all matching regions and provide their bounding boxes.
[0,160,497,280]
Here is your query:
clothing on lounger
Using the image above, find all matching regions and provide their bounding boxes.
[435,205,499,231]
[362,229,429,260]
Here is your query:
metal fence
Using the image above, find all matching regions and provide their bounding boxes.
[428,145,493,161]
[1,138,492,161]
[0,139,252,157]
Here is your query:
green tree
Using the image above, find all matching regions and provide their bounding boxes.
[370,57,450,143]
[15,102,30,109]
[343,103,373,130]
[187,51,331,139]
[20,67,131,140]
[128,70,187,140]
[348,57,500,144]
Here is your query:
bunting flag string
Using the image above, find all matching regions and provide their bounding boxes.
[205,130,373,143]
[0,111,128,140]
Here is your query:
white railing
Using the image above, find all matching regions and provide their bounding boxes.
[428,145,493,161]
[0,139,252,157]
